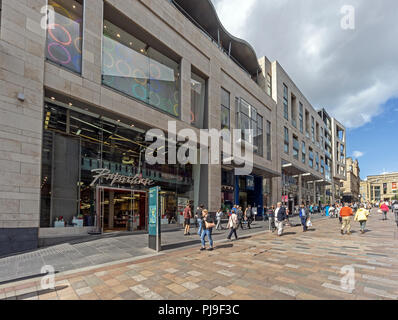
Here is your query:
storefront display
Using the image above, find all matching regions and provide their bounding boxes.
[40,98,195,233]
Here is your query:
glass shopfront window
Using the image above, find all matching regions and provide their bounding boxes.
[40,99,195,230]
[102,21,180,118]
[221,88,230,130]
[191,72,207,128]
[46,0,83,74]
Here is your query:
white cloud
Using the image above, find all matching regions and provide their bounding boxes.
[353,151,364,158]
[211,0,398,129]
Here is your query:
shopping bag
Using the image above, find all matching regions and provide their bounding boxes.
[306,220,312,227]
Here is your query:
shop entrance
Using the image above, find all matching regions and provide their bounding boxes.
[96,187,147,233]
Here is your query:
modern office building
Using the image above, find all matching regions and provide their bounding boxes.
[361,173,398,203]
[0,0,347,256]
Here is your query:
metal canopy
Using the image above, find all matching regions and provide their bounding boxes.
[172,0,261,76]
[223,156,281,178]
[282,163,307,176]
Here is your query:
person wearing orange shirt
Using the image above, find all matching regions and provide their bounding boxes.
[340,203,354,235]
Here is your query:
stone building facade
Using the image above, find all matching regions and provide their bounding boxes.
[0,0,347,256]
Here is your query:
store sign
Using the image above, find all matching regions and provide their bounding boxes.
[148,186,161,252]
[90,168,155,187]
[392,182,397,190]
[246,176,255,191]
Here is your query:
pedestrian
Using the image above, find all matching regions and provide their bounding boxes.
[245,205,253,229]
[392,201,398,227]
[200,209,215,251]
[380,202,389,221]
[340,203,354,235]
[263,206,268,222]
[183,204,192,236]
[196,205,204,237]
[237,206,244,230]
[299,203,308,232]
[354,203,370,234]
[227,209,239,241]
[275,202,287,236]
[335,203,342,224]
[267,205,276,232]
[215,208,223,230]
[329,204,336,218]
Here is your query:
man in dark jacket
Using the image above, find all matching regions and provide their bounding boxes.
[275,202,287,236]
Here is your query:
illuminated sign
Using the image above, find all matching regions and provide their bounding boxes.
[90,168,155,187]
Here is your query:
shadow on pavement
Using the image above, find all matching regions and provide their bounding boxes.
[2,286,68,301]
[215,244,234,250]
[0,271,60,287]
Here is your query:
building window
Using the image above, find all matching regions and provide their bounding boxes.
[283,84,288,120]
[266,121,271,161]
[293,135,299,160]
[291,95,297,128]
[302,142,306,164]
[46,0,83,74]
[315,152,319,171]
[267,74,272,96]
[255,114,263,156]
[309,148,314,168]
[102,20,180,118]
[305,110,310,138]
[311,116,315,143]
[191,72,206,128]
[321,157,325,174]
[299,102,303,133]
[236,98,262,154]
[284,127,289,154]
[221,88,230,130]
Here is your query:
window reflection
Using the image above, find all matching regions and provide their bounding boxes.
[102,21,180,117]
[46,0,83,74]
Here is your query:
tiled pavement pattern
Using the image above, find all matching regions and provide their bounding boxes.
[1,209,397,300]
[0,216,316,283]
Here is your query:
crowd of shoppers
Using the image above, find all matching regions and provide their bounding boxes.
[179,197,398,251]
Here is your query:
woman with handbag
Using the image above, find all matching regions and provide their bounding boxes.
[227,210,239,241]
[200,210,215,251]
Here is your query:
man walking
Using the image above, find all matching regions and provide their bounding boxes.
[354,203,370,234]
[380,202,389,221]
[299,203,308,232]
[275,202,287,236]
[237,206,244,230]
[245,205,253,229]
[340,203,354,235]
[183,204,192,236]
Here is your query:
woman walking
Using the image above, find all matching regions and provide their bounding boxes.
[200,210,215,251]
[227,209,239,241]
[380,202,389,221]
[215,208,223,230]
[354,203,370,234]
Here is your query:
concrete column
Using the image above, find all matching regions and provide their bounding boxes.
[298,175,302,205]
[82,0,104,84]
[206,60,221,213]
[108,191,114,229]
[180,58,192,124]
[0,0,47,256]
[313,181,317,204]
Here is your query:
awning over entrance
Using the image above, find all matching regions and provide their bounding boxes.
[311,179,332,187]
[223,156,281,179]
[296,172,324,183]
[282,163,307,176]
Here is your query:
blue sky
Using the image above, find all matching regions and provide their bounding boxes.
[346,97,398,179]
[211,0,398,180]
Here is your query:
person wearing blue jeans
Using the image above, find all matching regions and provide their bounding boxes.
[299,204,308,232]
[195,205,204,236]
[200,210,214,251]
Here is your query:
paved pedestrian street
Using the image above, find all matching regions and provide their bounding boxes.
[1,209,397,300]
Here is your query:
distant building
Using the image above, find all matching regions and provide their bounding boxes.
[341,157,361,203]
[361,173,398,203]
